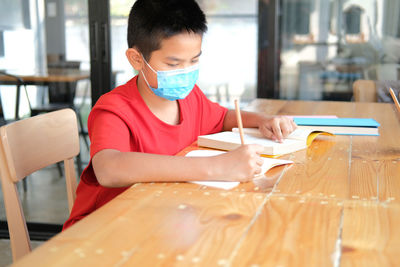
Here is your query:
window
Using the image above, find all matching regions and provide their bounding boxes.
[109,0,258,108]
[344,6,362,35]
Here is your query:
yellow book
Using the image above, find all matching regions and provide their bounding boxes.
[197,128,332,156]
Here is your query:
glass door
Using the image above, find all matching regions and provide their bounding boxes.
[278,0,400,101]
[0,0,91,247]
[0,0,45,120]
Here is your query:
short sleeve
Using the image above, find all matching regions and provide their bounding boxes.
[194,87,228,135]
[88,108,135,157]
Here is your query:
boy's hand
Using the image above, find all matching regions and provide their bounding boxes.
[258,116,297,143]
[213,144,264,182]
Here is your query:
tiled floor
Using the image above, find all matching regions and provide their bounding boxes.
[0,137,90,266]
[0,239,43,266]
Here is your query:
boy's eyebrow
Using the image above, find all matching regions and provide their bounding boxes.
[166,51,202,62]
[193,51,202,58]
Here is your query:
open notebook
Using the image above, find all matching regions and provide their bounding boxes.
[198,128,332,157]
[186,149,293,189]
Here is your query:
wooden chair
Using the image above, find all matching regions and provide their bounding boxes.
[30,61,90,152]
[353,79,400,102]
[26,62,87,175]
[0,108,79,261]
[353,80,377,102]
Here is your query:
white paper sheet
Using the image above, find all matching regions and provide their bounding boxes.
[186,150,293,190]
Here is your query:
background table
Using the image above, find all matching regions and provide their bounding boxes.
[0,68,89,84]
[13,99,400,267]
[0,68,90,120]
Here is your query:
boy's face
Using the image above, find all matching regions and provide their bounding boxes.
[128,32,202,90]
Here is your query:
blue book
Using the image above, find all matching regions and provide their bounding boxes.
[293,118,380,127]
[293,118,380,136]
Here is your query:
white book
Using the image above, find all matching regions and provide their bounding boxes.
[197,128,332,156]
[296,125,379,136]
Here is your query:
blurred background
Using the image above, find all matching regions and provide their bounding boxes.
[0,1,399,264]
[1,0,399,115]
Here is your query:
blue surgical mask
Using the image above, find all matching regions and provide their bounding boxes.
[141,56,199,101]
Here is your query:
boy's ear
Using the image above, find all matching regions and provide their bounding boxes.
[126,48,143,70]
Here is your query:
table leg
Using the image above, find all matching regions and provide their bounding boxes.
[15,83,20,120]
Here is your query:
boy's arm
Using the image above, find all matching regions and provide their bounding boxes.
[222,110,297,142]
[92,144,264,187]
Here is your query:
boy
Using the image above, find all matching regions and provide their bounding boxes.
[63,0,296,229]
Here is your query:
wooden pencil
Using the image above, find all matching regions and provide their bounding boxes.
[389,88,400,114]
[234,99,245,145]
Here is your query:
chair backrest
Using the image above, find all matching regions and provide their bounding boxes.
[353,79,377,102]
[0,108,79,261]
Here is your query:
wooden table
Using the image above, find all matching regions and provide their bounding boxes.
[0,68,89,119]
[13,99,400,266]
[0,68,90,84]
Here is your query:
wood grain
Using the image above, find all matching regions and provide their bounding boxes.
[340,201,400,267]
[14,185,267,267]
[378,160,400,203]
[231,195,343,267]
[352,103,400,161]
[275,135,351,199]
[348,159,378,200]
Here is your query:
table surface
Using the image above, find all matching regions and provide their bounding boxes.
[0,68,90,83]
[13,99,400,267]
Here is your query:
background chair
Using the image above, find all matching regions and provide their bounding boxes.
[0,69,86,177]
[0,108,79,262]
[27,61,89,174]
[353,80,377,102]
[353,79,400,102]
[30,61,90,152]
[32,61,81,117]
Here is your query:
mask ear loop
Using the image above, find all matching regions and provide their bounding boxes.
[141,54,157,73]
[141,70,153,89]
[140,54,158,89]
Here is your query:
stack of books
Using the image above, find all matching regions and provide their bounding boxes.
[197,117,380,157]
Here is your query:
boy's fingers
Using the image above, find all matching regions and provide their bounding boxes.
[259,117,297,142]
[271,121,283,142]
[280,121,291,138]
[259,126,278,142]
[291,119,298,129]
[290,119,297,132]
[280,118,297,138]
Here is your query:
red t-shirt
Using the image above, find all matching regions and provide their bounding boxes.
[63,75,227,229]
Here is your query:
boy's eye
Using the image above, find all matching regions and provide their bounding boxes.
[165,60,198,68]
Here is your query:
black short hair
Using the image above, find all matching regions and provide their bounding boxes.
[127,0,207,60]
